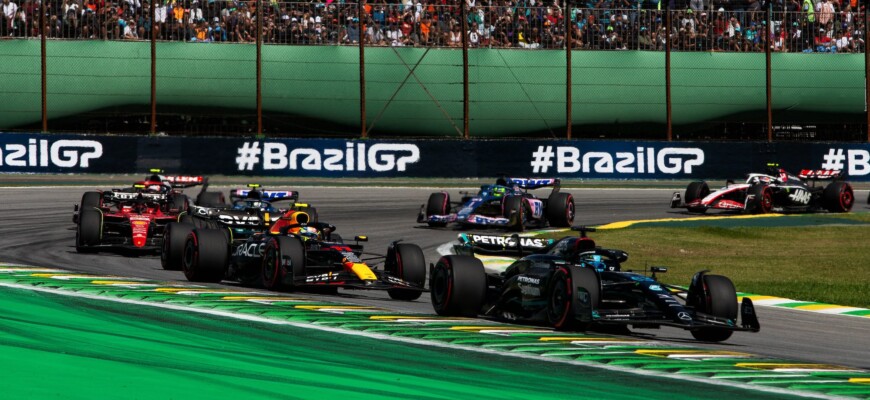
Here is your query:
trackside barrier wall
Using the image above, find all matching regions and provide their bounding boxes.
[2,133,870,181]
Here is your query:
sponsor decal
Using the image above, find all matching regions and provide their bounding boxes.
[233,190,296,200]
[0,138,103,169]
[648,285,663,291]
[789,189,811,205]
[517,276,541,285]
[530,146,704,175]
[677,312,693,321]
[470,234,547,248]
[508,178,556,188]
[233,242,266,258]
[218,214,261,226]
[237,142,420,173]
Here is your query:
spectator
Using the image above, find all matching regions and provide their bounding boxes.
[2,0,18,37]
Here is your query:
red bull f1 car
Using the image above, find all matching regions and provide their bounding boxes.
[73,173,204,253]
[179,208,427,300]
[430,228,760,342]
[670,165,854,214]
[417,177,575,231]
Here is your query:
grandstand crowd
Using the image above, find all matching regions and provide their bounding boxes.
[0,0,864,52]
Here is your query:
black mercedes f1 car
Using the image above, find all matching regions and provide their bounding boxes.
[430,228,760,342]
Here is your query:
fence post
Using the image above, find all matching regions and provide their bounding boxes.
[565,0,572,139]
[359,1,367,138]
[150,0,156,135]
[256,0,263,137]
[40,0,47,133]
[765,4,772,142]
[665,4,672,141]
[462,2,469,139]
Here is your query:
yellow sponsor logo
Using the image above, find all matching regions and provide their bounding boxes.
[349,263,377,281]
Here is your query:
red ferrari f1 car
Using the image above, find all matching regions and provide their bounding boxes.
[73,172,204,252]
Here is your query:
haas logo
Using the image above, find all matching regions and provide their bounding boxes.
[789,189,811,205]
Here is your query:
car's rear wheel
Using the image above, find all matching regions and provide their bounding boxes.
[425,192,449,227]
[162,221,194,270]
[823,181,854,213]
[262,236,305,291]
[386,243,426,301]
[169,194,189,213]
[546,192,575,227]
[547,266,599,331]
[502,195,525,231]
[76,208,102,253]
[684,181,709,213]
[749,184,773,214]
[690,274,738,342]
[430,255,486,317]
[182,229,228,283]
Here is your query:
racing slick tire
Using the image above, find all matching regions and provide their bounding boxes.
[161,221,194,270]
[75,208,102,253]
[196,191,226,207]
[822,181,854,213]
[502,195,525,231]
[262,236,305,291]
[169,194,190,214]
[547,265,600,331]
[430,255,486,317]
[546,192,575,228]
[182,228,228,283]
[386,243,427,301]
[684,181,710,213]
[749,184,773,214]
[80,191,102,210]
[425,192,450,227]
[690,274,738,342]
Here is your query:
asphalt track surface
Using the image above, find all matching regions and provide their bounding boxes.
[1,186,868,370]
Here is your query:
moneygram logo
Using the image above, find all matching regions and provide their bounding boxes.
[236,141,420,173]
[530,146,704,175]
[0,138,103,169]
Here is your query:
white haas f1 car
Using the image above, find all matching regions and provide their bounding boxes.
[418,177,575,231]
[671,165,854,214]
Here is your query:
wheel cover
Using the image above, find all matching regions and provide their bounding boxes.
[566,200,575,223]
[182,240,196,274]
[760,190,772,213]
[841,188,854,210]
[547,270,572,327]
[262,245,280,286]
[431,267,451,309]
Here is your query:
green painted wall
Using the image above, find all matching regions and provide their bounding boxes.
[0,40,863,136]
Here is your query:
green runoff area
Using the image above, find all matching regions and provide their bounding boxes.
[553,212,870,308]
[0,285,796,400]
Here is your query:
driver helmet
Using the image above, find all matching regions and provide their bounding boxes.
[585,254,606,272]
[294,225,320,241]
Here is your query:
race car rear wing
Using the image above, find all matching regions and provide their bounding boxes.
[454,233,555,256]
[230,185,299,202]
[161,175,205,188]
[146,169,205,188]
[798,169,844,180]
[506,178,561,190]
